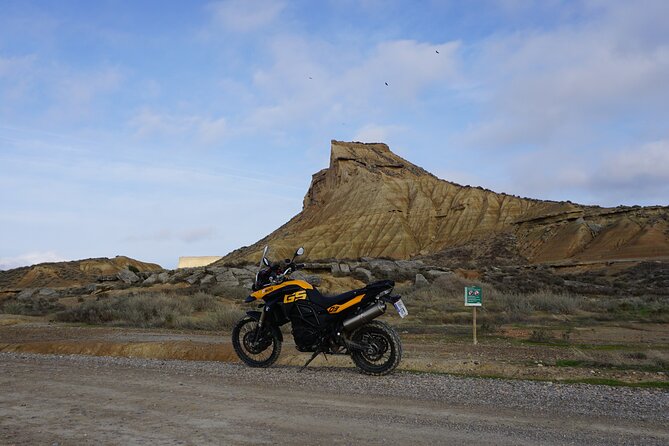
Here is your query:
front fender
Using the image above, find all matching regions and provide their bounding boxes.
[245,310,262,320]
[244,310,283,342]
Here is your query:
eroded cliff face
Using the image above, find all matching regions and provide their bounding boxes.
[221,140,669,265]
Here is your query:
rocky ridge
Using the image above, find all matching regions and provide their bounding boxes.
[0,256,162,291]
[220,140,669,266]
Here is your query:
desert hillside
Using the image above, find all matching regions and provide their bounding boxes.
[0,256,163,291]
[221,140,669,265]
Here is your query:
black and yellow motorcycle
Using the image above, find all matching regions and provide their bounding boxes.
[231,246,408,375]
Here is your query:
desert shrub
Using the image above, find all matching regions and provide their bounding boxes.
[561,327,573,343]
[118,294,192,326]
[57,299,117,324]
[1,298,65,316]
[479,319,500,334]
[127,265,140,274]
[55,292,242,330]
[528,328,553,343]
[432,274,471,295]
[600,295,669,322]
[190,292,220,312]
[211,284,250,301]
[484,292,533,322]
[173,307,245,330]
[527,291,582,314]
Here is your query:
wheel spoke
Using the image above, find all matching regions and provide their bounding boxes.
[350,321,402,375]
[232,317,282,368]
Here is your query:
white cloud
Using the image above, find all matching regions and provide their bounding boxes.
[207,0,285,32]
[457,3,669,148]
[353,123,404,143]
[123,227,217,244]
[0,56,124,121]
[0,251,67,270]
[504,139,669,206]
[0,54,36,77]
[343,40,462,102]
[245,37,461,132]
[55,67,123,108]
[130,109,227,144]
[0,54,37,105]
[599,140,669,186]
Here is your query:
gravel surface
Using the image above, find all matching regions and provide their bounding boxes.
[1,352,667,445]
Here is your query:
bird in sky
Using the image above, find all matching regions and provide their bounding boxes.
[436,50,439,54]
[385,82,388,86]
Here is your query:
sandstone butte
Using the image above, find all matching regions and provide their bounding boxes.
[220,140,669,266]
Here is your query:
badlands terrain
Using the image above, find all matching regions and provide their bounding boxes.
[0,140,667,444]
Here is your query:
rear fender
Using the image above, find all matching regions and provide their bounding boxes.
[382,294,403,304]
[244,310,283,342]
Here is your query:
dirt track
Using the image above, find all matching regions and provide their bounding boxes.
[1,353,667,445]
[2,322,668,384]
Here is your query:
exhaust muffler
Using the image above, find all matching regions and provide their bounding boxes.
[342,301,386,332]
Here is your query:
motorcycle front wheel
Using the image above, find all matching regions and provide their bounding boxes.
[350,320,402,376]
[232,317,282,367]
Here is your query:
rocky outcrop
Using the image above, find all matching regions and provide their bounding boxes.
[0,256,163,291]
[220,140,669,266]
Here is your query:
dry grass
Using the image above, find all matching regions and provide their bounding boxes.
[398,275,587,325]
[1,298,65,316]
[55,292,244,330]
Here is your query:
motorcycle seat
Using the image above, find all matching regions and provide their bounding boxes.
[308,288,365,309]
[308,280,395,309]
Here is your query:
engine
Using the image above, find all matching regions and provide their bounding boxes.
[289,303,322,352]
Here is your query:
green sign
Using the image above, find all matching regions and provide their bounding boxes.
[464,286,482,307]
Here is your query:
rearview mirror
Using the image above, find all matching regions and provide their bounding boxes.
[296,247,304,257]
[263,257,270,266]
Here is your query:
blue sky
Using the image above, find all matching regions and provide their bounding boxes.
[1,0,668,269]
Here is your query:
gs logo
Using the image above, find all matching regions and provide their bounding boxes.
[283,290,307,304]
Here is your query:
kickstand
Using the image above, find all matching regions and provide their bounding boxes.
[299,350,322,372]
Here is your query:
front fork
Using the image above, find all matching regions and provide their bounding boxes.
[254,306,269,341]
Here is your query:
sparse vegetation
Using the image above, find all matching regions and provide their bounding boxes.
[1,297,65,316]
[127,265,140,274]
[210,284,251,301]
[398,274,588,326]
[528,328,553,343]
[55,292,244,330]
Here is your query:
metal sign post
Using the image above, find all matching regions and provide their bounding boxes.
[464,286,482,345]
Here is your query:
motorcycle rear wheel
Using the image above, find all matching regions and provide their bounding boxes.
[232,317,282,367]
[350,320,402,376]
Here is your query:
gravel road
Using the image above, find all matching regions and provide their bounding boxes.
[1,352,667,445]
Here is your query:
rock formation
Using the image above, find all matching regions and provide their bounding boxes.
[220,140,669,266]
[0,256,162,291]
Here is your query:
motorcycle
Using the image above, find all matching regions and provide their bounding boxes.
[231,246,408,375]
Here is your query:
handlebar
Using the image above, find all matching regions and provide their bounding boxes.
[282,262,304,276]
